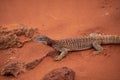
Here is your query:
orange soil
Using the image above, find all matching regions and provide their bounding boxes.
[0,0,120,80]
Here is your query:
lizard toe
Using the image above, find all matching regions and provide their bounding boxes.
[54,56,62,61]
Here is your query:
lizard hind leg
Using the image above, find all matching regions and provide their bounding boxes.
[92,42,103,54]
[54,49,68,61]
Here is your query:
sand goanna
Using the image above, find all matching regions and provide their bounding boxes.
[33,33,120,61]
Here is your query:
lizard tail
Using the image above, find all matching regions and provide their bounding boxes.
[102,35,120,44]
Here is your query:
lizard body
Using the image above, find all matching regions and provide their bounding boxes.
[33,33,120,61]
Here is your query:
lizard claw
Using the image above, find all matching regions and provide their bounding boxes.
[54,56,62,61]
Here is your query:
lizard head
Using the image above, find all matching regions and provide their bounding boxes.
[32,35,53,45]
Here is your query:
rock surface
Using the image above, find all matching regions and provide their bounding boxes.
[0,61,26,77]
[42,67,75,80]
[0,24,36,49]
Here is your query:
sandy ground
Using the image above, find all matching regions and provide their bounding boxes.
[0,0,120,80]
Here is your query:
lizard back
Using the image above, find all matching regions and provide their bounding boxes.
[52,34,120,51]
[52,36,94,51]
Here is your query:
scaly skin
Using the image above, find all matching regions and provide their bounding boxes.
[33,33,120,61]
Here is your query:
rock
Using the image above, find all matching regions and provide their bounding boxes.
[42,67,75,80]
[0,61,26,77]
[0,24,37,49]
[0,57,46,77]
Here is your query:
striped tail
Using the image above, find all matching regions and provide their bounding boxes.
[101,35,120,44]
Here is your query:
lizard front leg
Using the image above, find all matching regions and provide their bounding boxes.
[54,49,68,61]
[92,42,103,54]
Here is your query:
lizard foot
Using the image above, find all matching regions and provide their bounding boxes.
[54,56,63,61]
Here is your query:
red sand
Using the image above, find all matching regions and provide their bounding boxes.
[0,0,120,80]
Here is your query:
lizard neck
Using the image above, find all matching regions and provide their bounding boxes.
[47,39,55,46]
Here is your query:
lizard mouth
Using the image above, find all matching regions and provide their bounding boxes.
[32,37,48,45]
[33,39,47,45]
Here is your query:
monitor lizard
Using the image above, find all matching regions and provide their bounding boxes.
[32,33,120,61]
